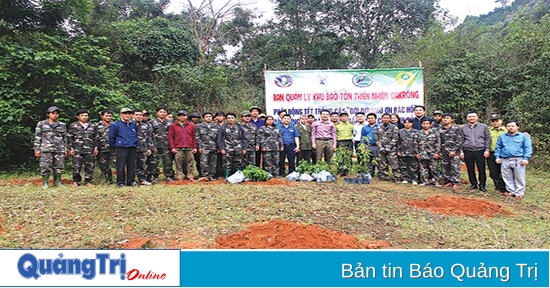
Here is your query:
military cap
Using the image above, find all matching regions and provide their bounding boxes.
[249,106,262,113]
[120,107,133,113]
[177,110,188,116]
[433,110,444,115]
[241,110,251,117]
[189,112,200,118]
[46,106,60,113]
[490,114,502,120]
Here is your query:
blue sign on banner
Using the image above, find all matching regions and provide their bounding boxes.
[179,250,549,287]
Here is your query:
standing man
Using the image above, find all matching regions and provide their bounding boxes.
[495,120,533,199]
[415,119,441,186]
[214,111,226,178]
[311,109,336,163]
[360,113,379,177]
[487,113,508,194]
[109,108,139,188]
[217,112,248,179]
[249,106,264,167]
[375,113,401,182]
[296,115,313,164]
[134,109,154,185]
[279,114,300,176]
[240,111,258,167]
[336,111,354,150]
[96,109,115,184]
[460,110,491,192]
[432,110,444,129]
[352,112,366,150]
[34,106,67,189]
[189,112,202,177]
[67,109,98,187]
[168,110,197,181]
[142,110,157,183]
[438,113,463,190]
[411,105,430,130]
[307,114,317,163]
[397,118,418,185]
[196,112,220,181]
[151,107,174,183]
[330,112,339,126]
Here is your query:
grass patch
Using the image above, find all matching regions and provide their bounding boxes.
[0,170,549,249]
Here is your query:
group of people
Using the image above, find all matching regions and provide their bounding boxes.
[33,104,532,198]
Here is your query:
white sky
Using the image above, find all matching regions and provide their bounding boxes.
[167,0,502,23]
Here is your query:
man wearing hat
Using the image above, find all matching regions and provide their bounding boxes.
[240,110,258,167]
[432,110,444,129]
[196,112,220,181]
[438,113,463,190]
[109,108,139,187]
[249,106,264,128]
[34,106,68,189]
[249,106,264,167]
[151,107,174,182]
[189,112,202,176]
[67,108,99,187]
[336,111,353,150]
[168,110,198,181]
[487,113,508,193]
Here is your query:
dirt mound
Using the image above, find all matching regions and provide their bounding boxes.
[406,195,511,217]
[4,178,73,186]
[242,178,293,186]
[0,219,5,235]
[215,220,390,249]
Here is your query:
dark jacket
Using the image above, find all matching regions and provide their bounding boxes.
[109,120,138,148]
[168,121,197,150]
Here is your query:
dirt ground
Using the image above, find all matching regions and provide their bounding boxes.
[406,195,512,217]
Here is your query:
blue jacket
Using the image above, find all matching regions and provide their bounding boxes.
[360,124,378,145]
[494,132,533,160]
[109,120,138,148]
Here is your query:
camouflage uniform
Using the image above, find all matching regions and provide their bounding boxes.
[34,120,67,176]
[241,122,258,166]
[136,121,155,182]
[151,118,174,180]
[214,122,225,178]
[257,126,283,177]
[397,128,419,182]
[375,123,401,181]
[96,121,116,182]
[439,124,464,185]
[415,129,441,184]
[196,122,220,179]
[217,123,248,173]
[67,122,98,184]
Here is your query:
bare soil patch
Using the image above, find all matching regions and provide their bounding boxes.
[215,220,390,249]
[2,178,73,186]
[0,219,5,235]
[114,235,205,249]
[242,178,293,186]
[406,195,511,217]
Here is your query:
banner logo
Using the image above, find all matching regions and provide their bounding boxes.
[352,74,373,87]
[274,75,293,87]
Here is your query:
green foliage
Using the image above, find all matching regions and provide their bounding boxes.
[353,144,373,175]
[242,165,270,182]
[332,147,353,174]
[295,160,332,175]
